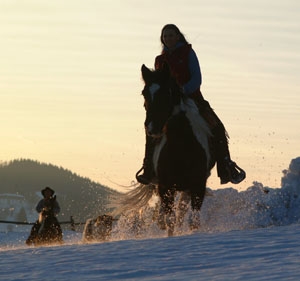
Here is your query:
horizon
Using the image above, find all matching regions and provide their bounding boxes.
[0,156,297,192]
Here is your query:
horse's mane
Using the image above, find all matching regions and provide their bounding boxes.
[181,98,212,165]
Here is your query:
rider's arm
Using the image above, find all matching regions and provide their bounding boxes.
[182,49,202,95]
[53,201,61,216]
[35,199,44,213]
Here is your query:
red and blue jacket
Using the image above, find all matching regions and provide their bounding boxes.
[154,42,203,101]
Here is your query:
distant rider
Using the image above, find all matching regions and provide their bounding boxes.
[35,187,60,215]
[26,187,61,245]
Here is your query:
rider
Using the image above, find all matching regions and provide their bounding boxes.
[36,187,60,215]
[136,24,246,186]
[26,187,61,245]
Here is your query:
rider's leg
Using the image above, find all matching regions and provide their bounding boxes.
[212,122,246,184]
[197,99,246,185]
[136,135,156,184]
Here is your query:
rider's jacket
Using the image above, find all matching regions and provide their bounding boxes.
[36,198,60,216]
[154,42,204,102]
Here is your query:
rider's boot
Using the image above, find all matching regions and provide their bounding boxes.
[136,135,156,185]
[219,156,246,184]
[196,99,246,185]
[212,123,246,185]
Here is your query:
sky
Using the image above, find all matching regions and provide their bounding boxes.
[1,166,300,280]
[0,0,299,192]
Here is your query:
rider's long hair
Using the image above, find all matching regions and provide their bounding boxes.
[160,24,189,50]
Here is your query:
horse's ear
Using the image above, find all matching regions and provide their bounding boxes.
[141,64,152,82]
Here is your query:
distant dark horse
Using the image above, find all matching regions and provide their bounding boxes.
[26,196,63,246]
[112,64,215,235]
[82,214,114,242]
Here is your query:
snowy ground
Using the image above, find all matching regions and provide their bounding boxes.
[1,225,300,281]
[1,157,300,280]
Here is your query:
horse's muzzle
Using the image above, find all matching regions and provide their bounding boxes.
[146,123,163,138]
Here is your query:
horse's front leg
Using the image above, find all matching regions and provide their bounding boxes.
[189,187,206,230]
[158,186,176,236]
[177,191,191,228]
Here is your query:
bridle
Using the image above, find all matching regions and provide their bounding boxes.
[143,81,177,137]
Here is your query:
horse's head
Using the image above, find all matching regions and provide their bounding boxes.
[141,64,182,138]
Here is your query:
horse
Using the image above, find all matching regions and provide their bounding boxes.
[112,64,215,235]
[26,196,63,246]
[82,214,114,242]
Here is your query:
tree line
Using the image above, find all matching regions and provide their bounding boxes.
[0,159,119,222]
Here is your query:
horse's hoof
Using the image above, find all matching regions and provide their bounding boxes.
[25,239,33,246]
[157,215,166,230]
[168,229,174,237]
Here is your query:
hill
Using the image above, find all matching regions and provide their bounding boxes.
[0,159,119,224]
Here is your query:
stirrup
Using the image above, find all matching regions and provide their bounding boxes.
[136,166,151,185]
[227,161,246,184]
[135,166,144,181]
[136,166,156,185]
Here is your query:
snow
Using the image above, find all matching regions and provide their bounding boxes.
[1,157,300,280]
[1,226,300,280]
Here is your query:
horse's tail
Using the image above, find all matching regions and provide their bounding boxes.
[109,184,156,218]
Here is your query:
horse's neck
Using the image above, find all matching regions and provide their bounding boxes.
[171,98,213,167]
[153,135,167,174]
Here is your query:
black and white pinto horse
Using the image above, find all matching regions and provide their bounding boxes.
[26,196,63,246]
[112,64,216,235]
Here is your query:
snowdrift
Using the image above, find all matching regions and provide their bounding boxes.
[107,157,300,239]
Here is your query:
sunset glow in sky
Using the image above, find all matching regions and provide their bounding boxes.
[1,0,299,192]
